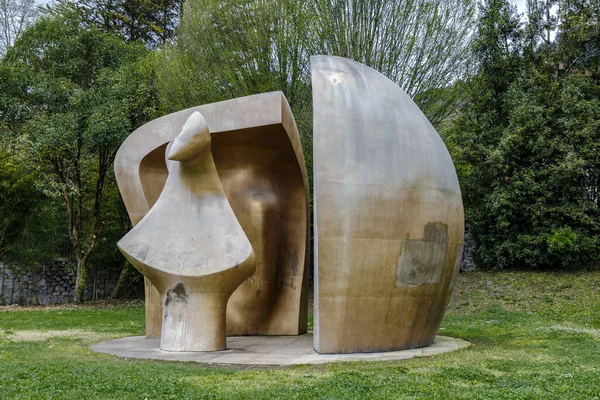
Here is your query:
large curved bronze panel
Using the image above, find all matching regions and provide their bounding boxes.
[115,92,309,337]
[311,56,464,354]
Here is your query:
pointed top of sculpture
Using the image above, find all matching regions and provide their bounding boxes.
[117,108,254,277]
[168,111,211,162]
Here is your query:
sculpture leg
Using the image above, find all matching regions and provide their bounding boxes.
[144,278,162,337]
[159,283,228,352]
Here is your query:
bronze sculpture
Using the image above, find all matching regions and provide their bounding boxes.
[311,56,464,353]
[118,112,256,351]
[115,92,309,345]
[115,57,464,354]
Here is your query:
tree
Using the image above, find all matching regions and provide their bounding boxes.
[58,0,183,47]
[0,8,157,302]
[312,0,476,125]
[0,0,37,55]
[0,141,68,269]
[156,0,476,128]
[0,149,38,260]
[556,0,599,73]
[444,0,600,270]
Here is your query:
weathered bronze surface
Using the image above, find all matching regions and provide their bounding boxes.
[115,92,309,338]
[118,112,256,351]
[311,56,465,354]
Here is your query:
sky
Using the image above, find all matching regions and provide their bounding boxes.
[511,0,528,13]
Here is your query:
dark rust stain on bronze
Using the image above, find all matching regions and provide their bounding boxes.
[165,283,187,306]
[423,222,448,242]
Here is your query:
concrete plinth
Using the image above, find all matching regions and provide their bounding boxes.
[91,334,470,366]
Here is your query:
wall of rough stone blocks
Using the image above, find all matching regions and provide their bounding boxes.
[460,229,475,272]
[0,260,117,305]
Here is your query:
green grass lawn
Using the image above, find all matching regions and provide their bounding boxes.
[1,271,599,399]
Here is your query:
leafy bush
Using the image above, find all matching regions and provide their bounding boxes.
[444,0,600,270]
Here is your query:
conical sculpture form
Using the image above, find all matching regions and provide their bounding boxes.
[114,92,308,338]
[118,112,256,352]
[311,56,465,354]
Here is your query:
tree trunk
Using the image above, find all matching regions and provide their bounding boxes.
[111,262,129,299]
[73,255,87,304]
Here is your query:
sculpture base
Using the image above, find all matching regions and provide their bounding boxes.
[92,334,470,365]
[160,290,228,352]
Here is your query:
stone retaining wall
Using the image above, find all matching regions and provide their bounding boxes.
[0,260,118,305]
[460,229,475,272]
[0,260,76,305]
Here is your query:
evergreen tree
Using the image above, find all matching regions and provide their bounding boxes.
[0,8,157,301]
[445,0,600,270]
[55,0,183,47]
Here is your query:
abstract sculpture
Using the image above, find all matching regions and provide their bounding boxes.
[118,112,256,351]
[311,56,464,353]
[114,57,464,354]
[115,92,309,346]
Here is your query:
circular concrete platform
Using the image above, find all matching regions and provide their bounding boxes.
[91,334,470,366]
